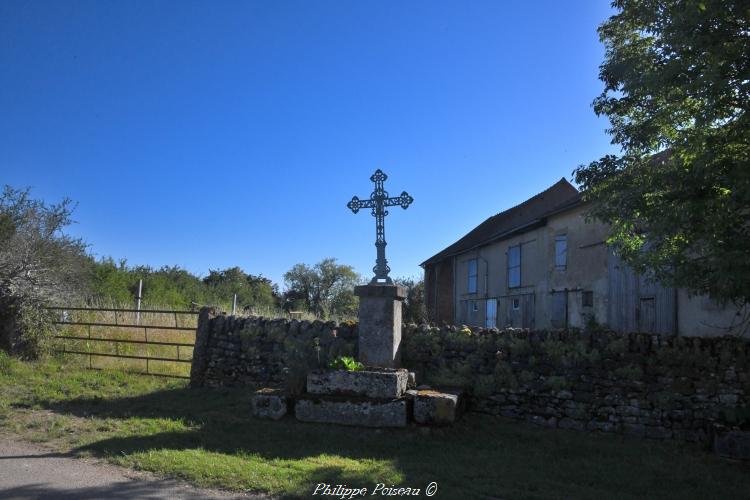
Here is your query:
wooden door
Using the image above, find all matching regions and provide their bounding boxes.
[639,297,656,332]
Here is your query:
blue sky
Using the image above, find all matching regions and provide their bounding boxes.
[1,1,616,289]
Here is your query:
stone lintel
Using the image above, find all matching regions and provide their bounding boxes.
[354,284,407,300]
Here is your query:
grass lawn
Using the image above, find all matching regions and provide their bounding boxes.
[0,353,748,499]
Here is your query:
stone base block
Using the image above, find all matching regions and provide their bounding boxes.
[307,369,409,399]
[412,389,463,425]
[295,396,408,427]
[354,284,406,368]
[251,388,289,420]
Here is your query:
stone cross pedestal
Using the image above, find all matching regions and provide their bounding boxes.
[355,284,406,368]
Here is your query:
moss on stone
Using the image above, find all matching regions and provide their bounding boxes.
[605,337,627,356]
[544,375,570,391]
[472,374,496,397]
[613,364,644,381]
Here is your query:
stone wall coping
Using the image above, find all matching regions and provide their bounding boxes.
[354,284,407,299]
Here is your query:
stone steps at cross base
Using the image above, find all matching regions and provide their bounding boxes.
[306,368,410,399]
[249,368,465,427]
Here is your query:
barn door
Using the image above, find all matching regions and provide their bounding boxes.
[639,297,656,333]
[550,291,568,329]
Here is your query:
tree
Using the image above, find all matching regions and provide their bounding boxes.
[573,0,750,316]
[0,186,90,356]
[283,258,360,318]
[89,260,280,311]
[394,276,427,324]
[203,267,278,311]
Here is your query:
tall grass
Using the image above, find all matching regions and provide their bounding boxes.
[52,300,354,378]
[53,303,197,378]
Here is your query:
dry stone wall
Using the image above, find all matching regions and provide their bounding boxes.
[190,310,357,390]
[403,324,750,442]
[190,308,750,443]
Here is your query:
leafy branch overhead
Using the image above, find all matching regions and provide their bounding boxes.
[574,0,750,308]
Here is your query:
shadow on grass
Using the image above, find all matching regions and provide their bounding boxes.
[41,388,433,498]
[0,482,221,500]
[39,387,750,500]
[43,387,410,460]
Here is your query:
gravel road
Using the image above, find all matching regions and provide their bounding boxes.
[0,437,266,499]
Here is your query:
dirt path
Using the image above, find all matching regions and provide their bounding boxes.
[0,437,266,499]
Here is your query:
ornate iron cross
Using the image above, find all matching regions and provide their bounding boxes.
[347,169,413,285]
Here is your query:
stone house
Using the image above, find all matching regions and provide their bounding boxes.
[421,178,740,336]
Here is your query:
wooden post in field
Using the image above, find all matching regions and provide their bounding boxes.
[136,279,143,325]
[232,293,237,316]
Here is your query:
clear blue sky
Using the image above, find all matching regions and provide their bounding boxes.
[1,0,616,289]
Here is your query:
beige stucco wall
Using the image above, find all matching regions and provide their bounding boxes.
[453,205,609,329]
[448,204,741,336]
[677,290,745,337]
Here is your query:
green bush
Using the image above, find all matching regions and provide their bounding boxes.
[0,350,10,374]
[544,375,570,391]
[613,364,643,381]
[0,300,58,359]
[328,356,364,371]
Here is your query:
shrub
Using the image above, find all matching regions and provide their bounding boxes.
[0,350,11,374]
[614,364,644,381]
[544,375,570,391]
[0,186,89,358]
[328,355,364,371]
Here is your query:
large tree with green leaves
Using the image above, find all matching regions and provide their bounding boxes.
[203,267,278,311]
[283,258,360,319]
[394,276,427,324]
[574,0,750,314]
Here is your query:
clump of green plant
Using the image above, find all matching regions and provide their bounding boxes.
[613,364,643,381]
[0,301,59,359]
[584,315,606,333]
[509,336,532,358]
[472,374,496,397]
[0,350,10,374]
[493,361,517,390]
[605,337,627,356]
[328,355,364,371]
[544,375,570,391]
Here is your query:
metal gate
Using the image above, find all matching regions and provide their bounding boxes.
[48,306,198,378]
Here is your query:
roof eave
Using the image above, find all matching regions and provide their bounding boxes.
[420,197,585,267]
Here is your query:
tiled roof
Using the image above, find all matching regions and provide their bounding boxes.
[420,178,582,266]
